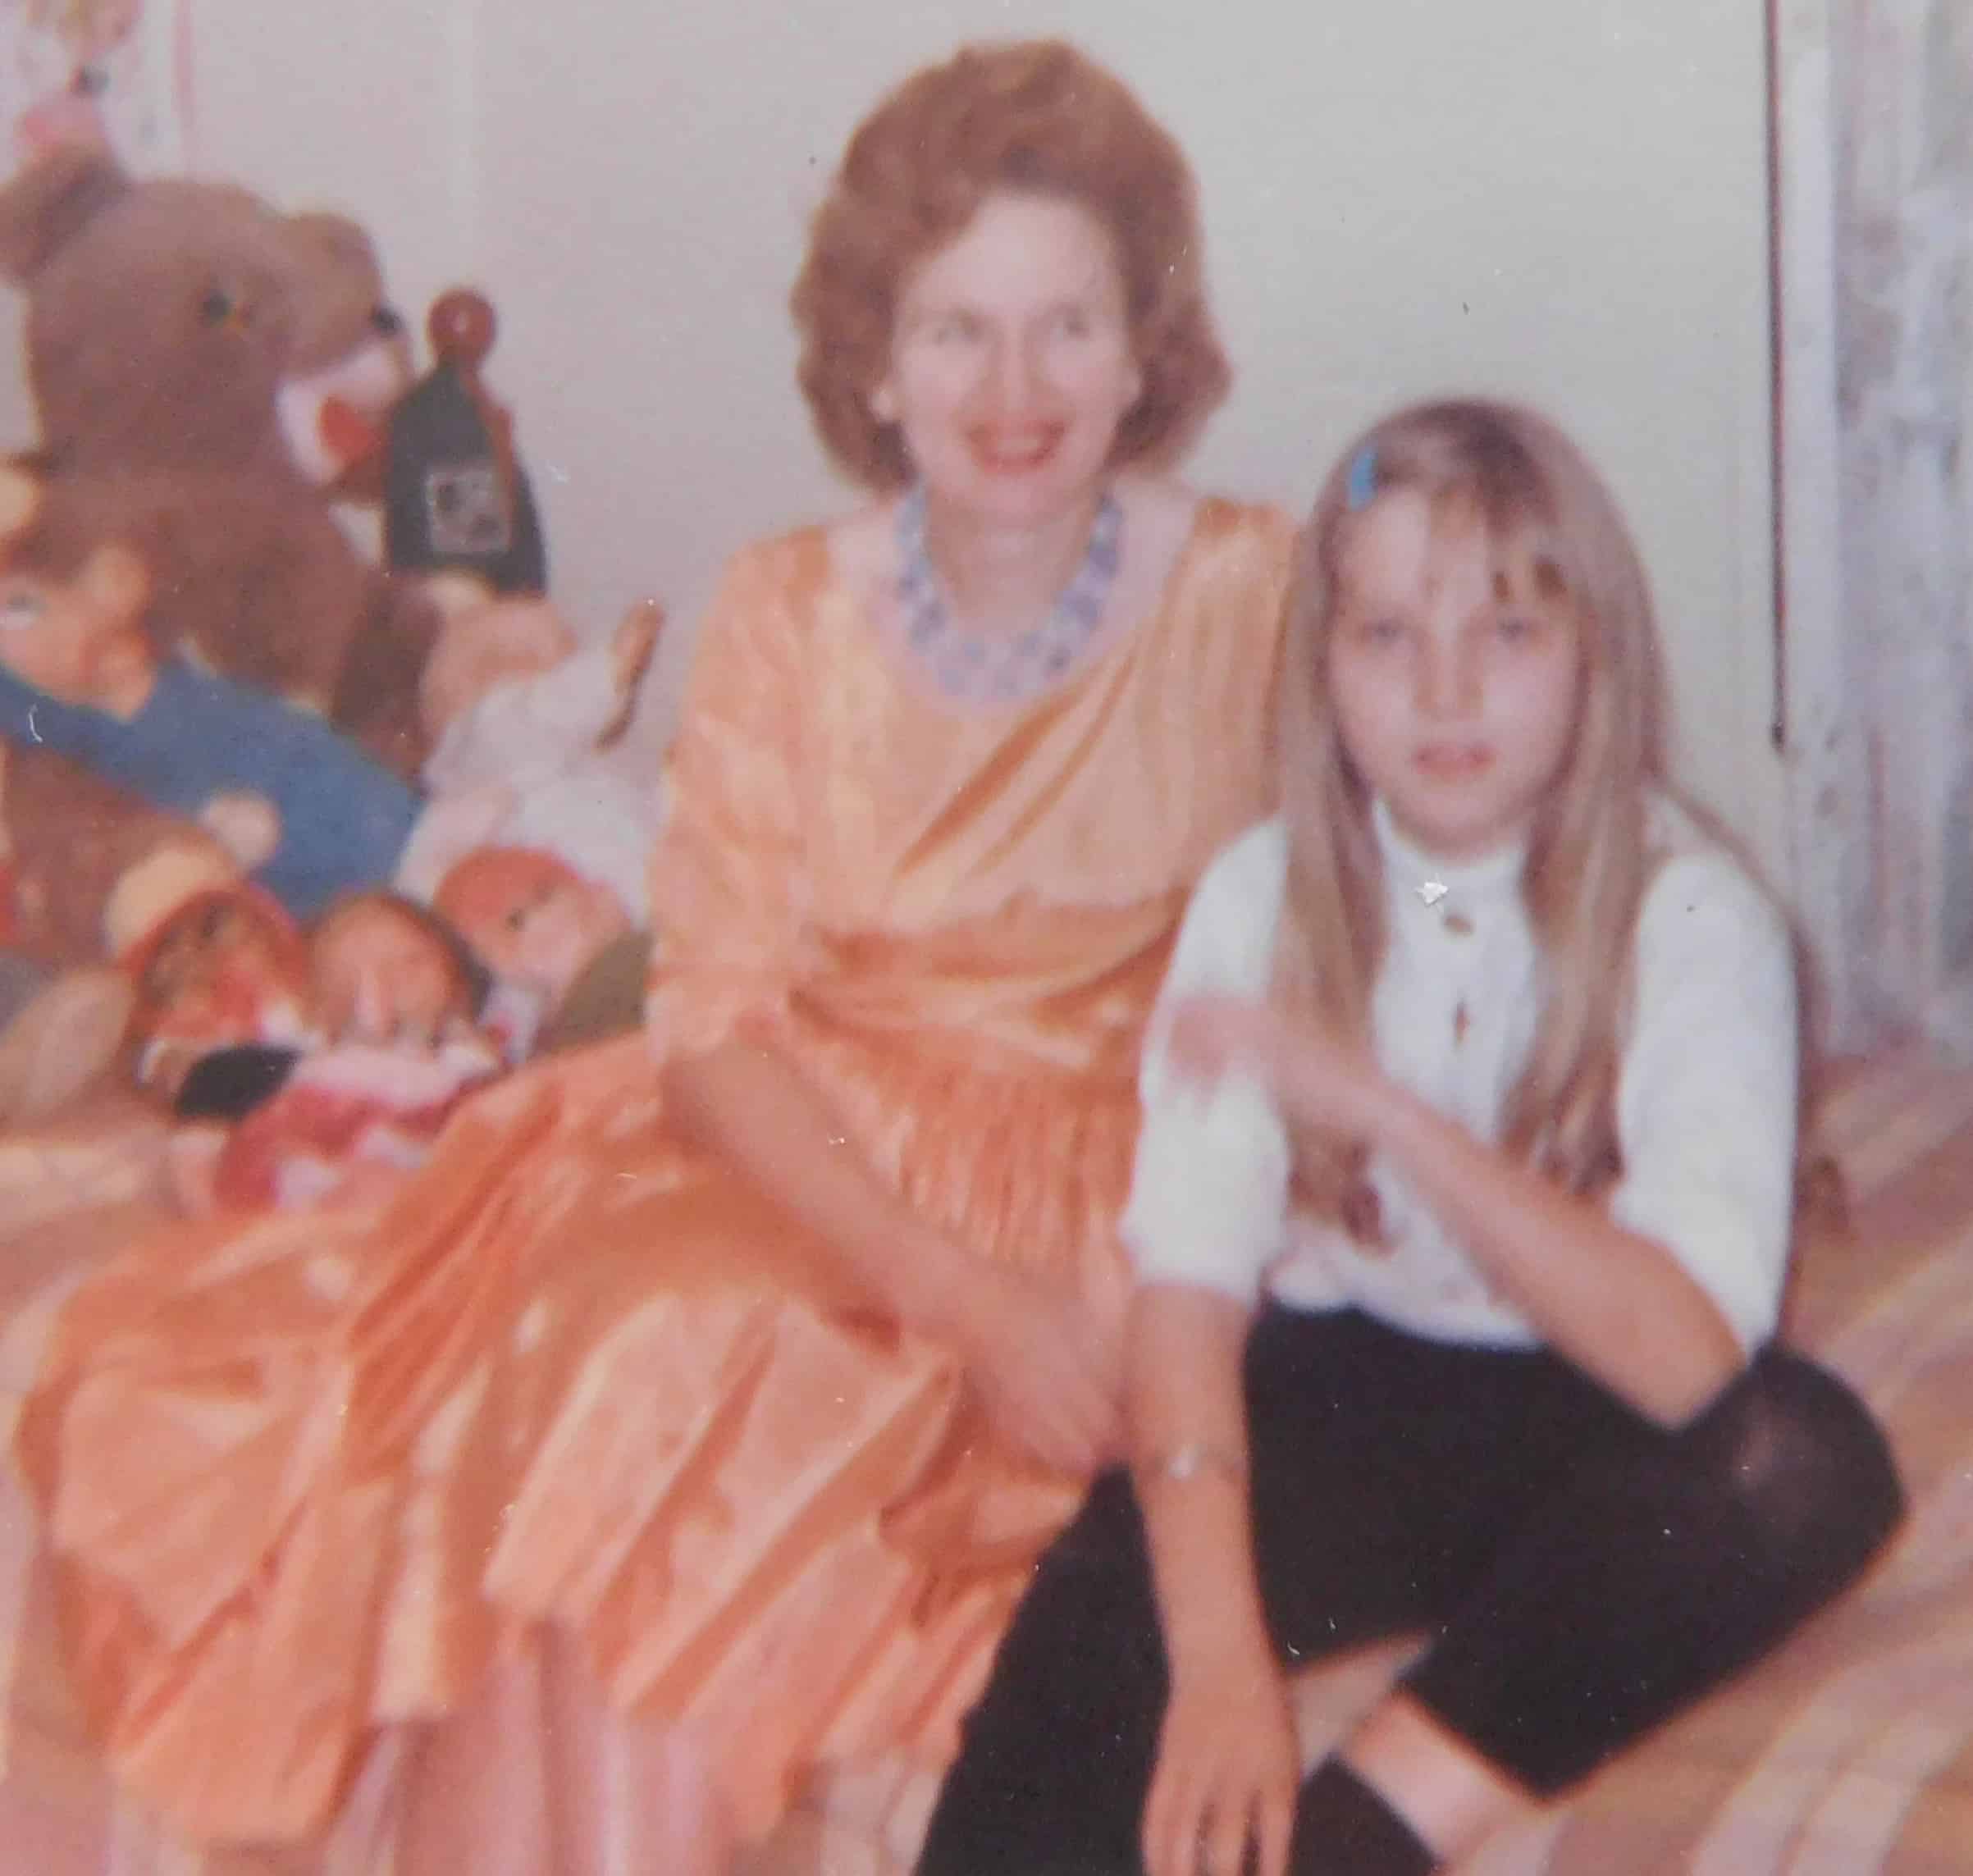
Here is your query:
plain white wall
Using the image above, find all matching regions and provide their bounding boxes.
[0,0,1784,877]
[475,0,1782,872]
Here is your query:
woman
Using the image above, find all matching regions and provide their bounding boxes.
[15,38,1293,1863]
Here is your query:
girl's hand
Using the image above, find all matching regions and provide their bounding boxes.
[1145,1645,1301,1876]
[1167,994,1385,1140]
[943,1262,1121,1476]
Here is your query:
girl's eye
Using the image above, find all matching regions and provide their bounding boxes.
[1493,613,1549,647]
[1048,306,1092,338]
[927,313,983,345]
[1354,617,1407,648]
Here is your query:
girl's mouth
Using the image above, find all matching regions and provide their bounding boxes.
[1413,743,1496,781]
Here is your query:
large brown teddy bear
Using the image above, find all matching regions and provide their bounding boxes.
[0,143,441,768]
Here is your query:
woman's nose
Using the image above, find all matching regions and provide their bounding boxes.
[982,335,1049,415]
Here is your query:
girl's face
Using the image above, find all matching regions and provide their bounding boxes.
[1327,488,1583,863]
[873,190,1142,532]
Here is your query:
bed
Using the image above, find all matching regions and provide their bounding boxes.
[3,1044,1971,1874]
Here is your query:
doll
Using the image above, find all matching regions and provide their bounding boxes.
[432,842,651,1058]
[170,889,503,1215]
[397,582,665,929]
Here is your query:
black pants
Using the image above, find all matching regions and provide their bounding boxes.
[917,1309,1904,1875]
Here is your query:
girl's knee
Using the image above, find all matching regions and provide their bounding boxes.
[1692,1349,1903,1572]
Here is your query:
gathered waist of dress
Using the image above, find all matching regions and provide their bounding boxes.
[792,913,1176,1086]
[783,1001,1135,1093]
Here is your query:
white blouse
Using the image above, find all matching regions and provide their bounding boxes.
[1120,797,1799,1353]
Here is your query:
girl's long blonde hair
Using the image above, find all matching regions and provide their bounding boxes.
[1276,399,1670,1230]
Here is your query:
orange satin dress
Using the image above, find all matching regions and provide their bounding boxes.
[16,497,1291,1849]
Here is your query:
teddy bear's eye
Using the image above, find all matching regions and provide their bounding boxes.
[199,288,238,326]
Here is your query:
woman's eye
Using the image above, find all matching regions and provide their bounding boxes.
[1494,614,1541,645]
[0,589,43,629]
[1355,617,1406,648]
[1048,307,1092,338]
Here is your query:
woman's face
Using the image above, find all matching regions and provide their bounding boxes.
[874,190,1142,532]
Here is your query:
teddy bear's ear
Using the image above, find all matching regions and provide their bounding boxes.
[0,144,130,285]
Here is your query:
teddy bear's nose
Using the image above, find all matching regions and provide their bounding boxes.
[371,307,404,339]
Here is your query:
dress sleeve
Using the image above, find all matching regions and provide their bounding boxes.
[1606,849,1800,1353]
[644,541,813,1061]
[1121,820,1294,1305]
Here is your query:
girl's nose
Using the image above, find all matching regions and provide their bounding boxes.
[1414,634,1481,719]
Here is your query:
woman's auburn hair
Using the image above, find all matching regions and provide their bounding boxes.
[790,39,1231,491]
[1273,397,1686,1230]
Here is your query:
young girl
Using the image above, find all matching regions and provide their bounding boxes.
[916,400,1903,1876]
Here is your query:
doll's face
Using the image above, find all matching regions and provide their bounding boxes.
[437,848,628,1004]
[0,544,151,704]
[311,899,476,1047]
[130,890,313,1087]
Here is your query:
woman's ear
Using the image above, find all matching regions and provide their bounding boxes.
[0,464,41,543]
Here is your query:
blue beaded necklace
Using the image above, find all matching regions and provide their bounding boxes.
[894,483,1124,706]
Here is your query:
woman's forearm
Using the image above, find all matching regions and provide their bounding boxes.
[660,1033,976,1335]
[1127,1284,1273,1675]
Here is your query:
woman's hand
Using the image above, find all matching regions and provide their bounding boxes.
[1167,994,1385,1140]
[1145,1643,1302,1876]
[943,1262,1121,1476]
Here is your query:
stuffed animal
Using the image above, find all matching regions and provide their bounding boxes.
[0,459,427,921]
[0,142,441,770]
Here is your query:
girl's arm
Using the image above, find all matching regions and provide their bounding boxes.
[1370,1090,1742,1424]
[1171,1011,1742,1426]
[1126,1281,1300,1876]
[1112,823,1305,1876]
[662,1034,1118,1477]
[1173,853,1797,1429]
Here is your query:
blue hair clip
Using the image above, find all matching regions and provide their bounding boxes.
[1345,443,1379,511]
